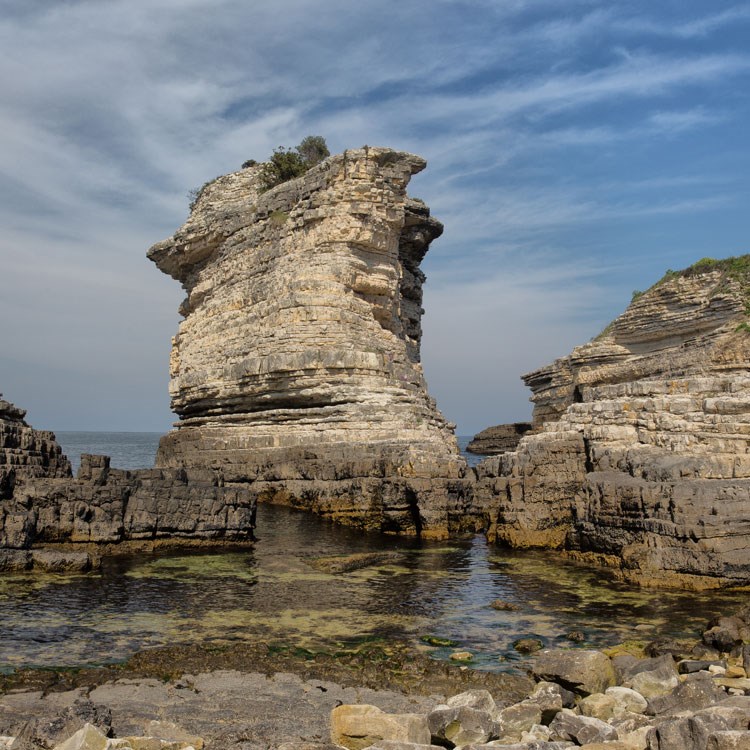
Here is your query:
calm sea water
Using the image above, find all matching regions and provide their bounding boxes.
[56,432,484,473]
[1,432,743,674]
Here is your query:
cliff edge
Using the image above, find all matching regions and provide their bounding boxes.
[148,147,470,537]
[475,256,750,588]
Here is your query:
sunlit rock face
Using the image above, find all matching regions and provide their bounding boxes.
[148,147,471,538]
[475,260,750,588]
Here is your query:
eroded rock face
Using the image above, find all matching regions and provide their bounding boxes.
[0,394,71,498]
[466,423,533,455]
[149,147,470,537]
[475,260,750,587]
[0,454,255,554]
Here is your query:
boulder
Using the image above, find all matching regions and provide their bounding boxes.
[578,693,618,721]
[650,713,731,750]
[646,672,726,715]
[495,701,543,739]
[427,704,498,747]
[51,724,108,750]
[605,687,648,715]
[707,732,750,750]
[532,649,616,696]
[331,705,430,750]
[548,710,619,745]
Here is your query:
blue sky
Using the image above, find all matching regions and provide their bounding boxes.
[1,0,749,435]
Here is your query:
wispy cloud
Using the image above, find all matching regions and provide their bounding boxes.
[1,0,749,432]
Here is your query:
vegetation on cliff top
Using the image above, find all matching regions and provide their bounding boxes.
[256,135,330,193]
[598,253,750,341]
[187,136,329,211]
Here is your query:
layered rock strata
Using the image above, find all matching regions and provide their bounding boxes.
[0,394,71,498]
[0,453,255,566]
[148,147,470,537]
[0,396,256,563]
[466,423,533,455]
[475,258,750,588]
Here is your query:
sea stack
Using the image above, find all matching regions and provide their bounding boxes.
[148,147,469,537]
[474,257,750,588]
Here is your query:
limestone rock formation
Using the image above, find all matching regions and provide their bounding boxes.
[0,454,255,561]
[0,394,71,499]
[475,257,750,588]
[466,422,533,455]
[148,147,470,537]
[0,396,255,561]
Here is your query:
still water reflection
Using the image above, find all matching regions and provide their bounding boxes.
[1,503,745,673]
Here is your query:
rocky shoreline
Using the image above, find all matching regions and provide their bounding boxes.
[2,609,748,749]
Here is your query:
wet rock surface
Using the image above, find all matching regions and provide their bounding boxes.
[2,610,749,749]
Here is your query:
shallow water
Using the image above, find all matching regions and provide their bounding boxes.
[1,502,745,674]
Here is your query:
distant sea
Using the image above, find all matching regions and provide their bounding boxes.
[55,431,484,473]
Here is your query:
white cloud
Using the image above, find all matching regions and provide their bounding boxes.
[1,0,748,432]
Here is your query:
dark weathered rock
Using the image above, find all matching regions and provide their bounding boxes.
[0,394,71,485]
[703,617,749,654]
[466,423,533,455]
[9,699,111,750]
[651,713,732,750]
[1,455,255,552]
[646,672,726,716]
[548,710,618,744]
[679,660,727,675]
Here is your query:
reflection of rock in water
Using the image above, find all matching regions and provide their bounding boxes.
[1,504,747,672]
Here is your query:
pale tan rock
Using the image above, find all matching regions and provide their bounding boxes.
[330,704,430,749]
[475,259,750,588]
[53,723,108,750]
[578,693,618,721]
[605,686,648,715]
[149,148,470,538]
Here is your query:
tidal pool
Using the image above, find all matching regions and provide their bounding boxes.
[1,503,745,673]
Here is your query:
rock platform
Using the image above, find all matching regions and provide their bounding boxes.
[0,395,256,559]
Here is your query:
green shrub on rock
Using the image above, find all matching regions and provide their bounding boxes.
[256,136,330,193]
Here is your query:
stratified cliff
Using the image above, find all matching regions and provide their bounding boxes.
[0,396,255,565]
[0,395,71,498]
[148,147,470,537]
[475,257,750,588]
